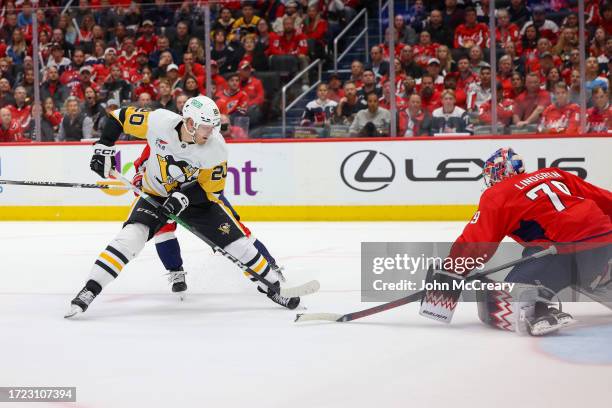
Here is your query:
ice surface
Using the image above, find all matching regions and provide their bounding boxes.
[0,221,610,408]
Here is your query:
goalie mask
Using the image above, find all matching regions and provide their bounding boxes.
[482,147,525,188]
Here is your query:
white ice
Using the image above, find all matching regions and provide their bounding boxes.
[0,221,611,408]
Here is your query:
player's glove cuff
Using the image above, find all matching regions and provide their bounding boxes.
[90,143,116,179]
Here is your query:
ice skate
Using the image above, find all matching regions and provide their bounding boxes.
[167,267,187,300]
[258,281,300,310]
[65,286,98,318]
[527,303,575,336]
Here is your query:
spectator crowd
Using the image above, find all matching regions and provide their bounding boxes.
[0,0,610,143]
[301,0,612,136]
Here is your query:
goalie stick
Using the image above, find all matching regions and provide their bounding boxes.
[295,246,558,323]
[0,179,128,189]
[110,170,320,298]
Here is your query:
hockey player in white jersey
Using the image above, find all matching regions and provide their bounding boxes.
[65,96,298,317]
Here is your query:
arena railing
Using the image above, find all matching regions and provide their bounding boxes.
[333,8,369,72]
[379,0,390,43]
[281,59,323,137]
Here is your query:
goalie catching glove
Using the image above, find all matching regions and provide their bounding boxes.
[90,143,116,178]
[157,192,189,222]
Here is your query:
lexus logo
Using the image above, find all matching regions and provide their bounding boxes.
[341,150,395,192]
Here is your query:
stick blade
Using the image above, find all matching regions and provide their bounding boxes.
[280,280,320,298]
[294,312,344,323]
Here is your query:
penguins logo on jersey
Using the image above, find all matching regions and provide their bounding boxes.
[218,223,231,235]
[155,154,199,192]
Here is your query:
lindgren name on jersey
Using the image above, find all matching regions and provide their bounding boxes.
[513,171,562,190]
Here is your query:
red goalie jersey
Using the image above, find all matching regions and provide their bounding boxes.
[451,168,612,264]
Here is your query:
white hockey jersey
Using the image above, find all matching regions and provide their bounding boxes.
[109,107,228,198]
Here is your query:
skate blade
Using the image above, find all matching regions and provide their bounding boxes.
[176,292,187,301]
[64,305,83,319]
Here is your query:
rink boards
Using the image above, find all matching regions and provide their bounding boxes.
[0,135,610,221]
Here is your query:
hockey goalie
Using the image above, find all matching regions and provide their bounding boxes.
[420,147,611,336]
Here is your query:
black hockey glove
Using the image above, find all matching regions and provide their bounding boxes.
[157,192,189,222]
[90,143,116,178]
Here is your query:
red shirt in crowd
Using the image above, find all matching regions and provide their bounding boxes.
[420,91,442,114]
[93,64,112,85]
[71,81,100,101]
[302,18,328,45]
[526,54,562,74]
[453,72,479,93]
[492,24,521,52]
[7,105,32,134]
[0,119,29,143]
[60,69,81,90]
[240,77,265,107]
[117,51,139,71]
[268,32,309,56]
[179,63,206,85]
[398,109,429,136]
[216,89,249,115]
[133,83,159,101]
[378,95,408,111]
[44,110,63,128]
[213,74,228,94]
[136,35,158,55]
[478,98,515,126]
[380,42,407,60]
[521,20,559,43]
[453,87,468,109]
[454,23,488,49]
[538,103,580,134]
[586,104,612,133]
[23,22,53,44]
[413,43,439,67]
[512,89,551,122]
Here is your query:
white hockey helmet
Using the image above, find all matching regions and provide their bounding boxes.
[182,95,221,128]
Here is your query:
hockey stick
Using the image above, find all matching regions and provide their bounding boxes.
[110,170,320,298]
[0,179,128,189]
[295,246,558,323]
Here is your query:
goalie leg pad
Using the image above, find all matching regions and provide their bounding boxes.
[476,283,517,332]
[88,223,149,288]
[476,279,566,335]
